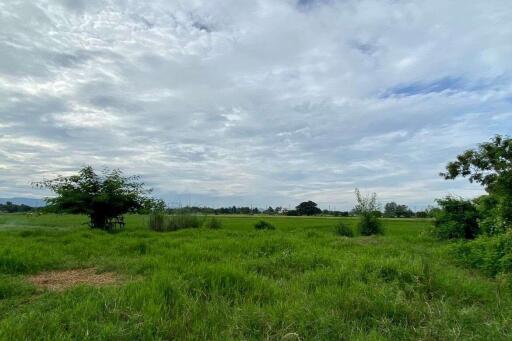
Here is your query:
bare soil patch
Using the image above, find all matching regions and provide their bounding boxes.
[28,268,120,291]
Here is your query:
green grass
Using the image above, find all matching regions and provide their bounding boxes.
[0,213,511,339]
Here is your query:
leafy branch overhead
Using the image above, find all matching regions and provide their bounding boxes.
[440,135,512,190]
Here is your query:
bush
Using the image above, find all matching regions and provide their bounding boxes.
[433,196,479,239]
[204,216,222,229]
[353,188,383,236]
[452,231,512,277]
[358,213,383,236]
[254,220,275,230]
[148,212,204,232]
[334,221,354,237]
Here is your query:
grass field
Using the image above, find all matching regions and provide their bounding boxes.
[0,214,511,340]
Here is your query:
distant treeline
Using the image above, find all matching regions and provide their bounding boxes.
[0,201,36,213]
[0,199,432,218]
[165,203,434,218]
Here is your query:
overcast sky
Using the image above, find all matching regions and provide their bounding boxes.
[1,0,511,209]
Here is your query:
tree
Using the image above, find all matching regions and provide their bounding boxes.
[440,135,512,234]
[34,166,154,230]
[296,201,322,216]
[433,196,479,239]
[353,188,383,235]
[263,206,275,215]
[384,202,398,217]
[384,202,413,218]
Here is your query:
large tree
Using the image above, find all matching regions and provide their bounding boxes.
[296,201,322,216]
[440,135,512,234]
[34,166,155,230]
[384,202,413,218]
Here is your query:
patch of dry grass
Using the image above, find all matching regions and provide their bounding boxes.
[28,268,119,291]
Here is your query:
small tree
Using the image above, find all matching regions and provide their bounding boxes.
[354,188,383,235]
[296,201,322,216]
[34,166,154,230]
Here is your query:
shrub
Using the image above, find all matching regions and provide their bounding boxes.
[334,221,354,237]
[148,212,204,232]
[254,220,275,230]
[452,231,512,277]
[204,216,222,229]
[433,196,479,239]
[358,213,383,236]
[354,188,383,236]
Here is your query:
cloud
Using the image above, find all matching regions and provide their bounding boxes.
[0,0,511,209]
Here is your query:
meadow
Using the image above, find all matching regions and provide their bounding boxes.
[0,214,511,340]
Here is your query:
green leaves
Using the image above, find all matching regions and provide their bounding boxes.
[34,166,153,229]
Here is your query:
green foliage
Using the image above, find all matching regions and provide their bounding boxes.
[334,221,353,237]
[0,202,34,213]
[441,135,512,234]
[34,166,154,229]
[452,231,512,277]
[384,202,413,218]
[295,201,322,216]
[204,216,222,229]
[148,211,204,232]
[254,220,275,230]
[433,196,479,239]
[358,213,383,236]
[354,188,383,236]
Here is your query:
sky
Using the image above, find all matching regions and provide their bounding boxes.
[1,0,512,210]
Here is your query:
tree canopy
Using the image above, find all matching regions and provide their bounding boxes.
[440,135,512,191]
[384,202,413,218]
[34,166,155,229]
[295,201,322,216]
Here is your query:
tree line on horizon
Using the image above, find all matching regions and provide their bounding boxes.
[162,201,431,218]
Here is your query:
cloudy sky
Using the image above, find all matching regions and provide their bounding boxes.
[1,0,511,209]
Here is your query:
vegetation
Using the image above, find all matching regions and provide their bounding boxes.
[204,216,223,229]
[383,202,414,218]
[148,211,204,232]
[354,189,383,236]
[0,214,511,339]
[34,166,155,230]
[452,231,512,277]
[0,202,35,213]
[434,136,512,280]
[334,221,353,237]
[441,134,512,235]
[295,201,322,216]
[432,196,480,239]
[254,220,275,230]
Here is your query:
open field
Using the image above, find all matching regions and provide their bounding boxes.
[0,214,511,340]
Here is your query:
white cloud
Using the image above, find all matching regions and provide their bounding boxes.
[0,0,511,209]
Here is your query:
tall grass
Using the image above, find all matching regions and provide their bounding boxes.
[0,214,510,340]
[204,216,222,229]
[148,211,204,232]
[334,221,354,237]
